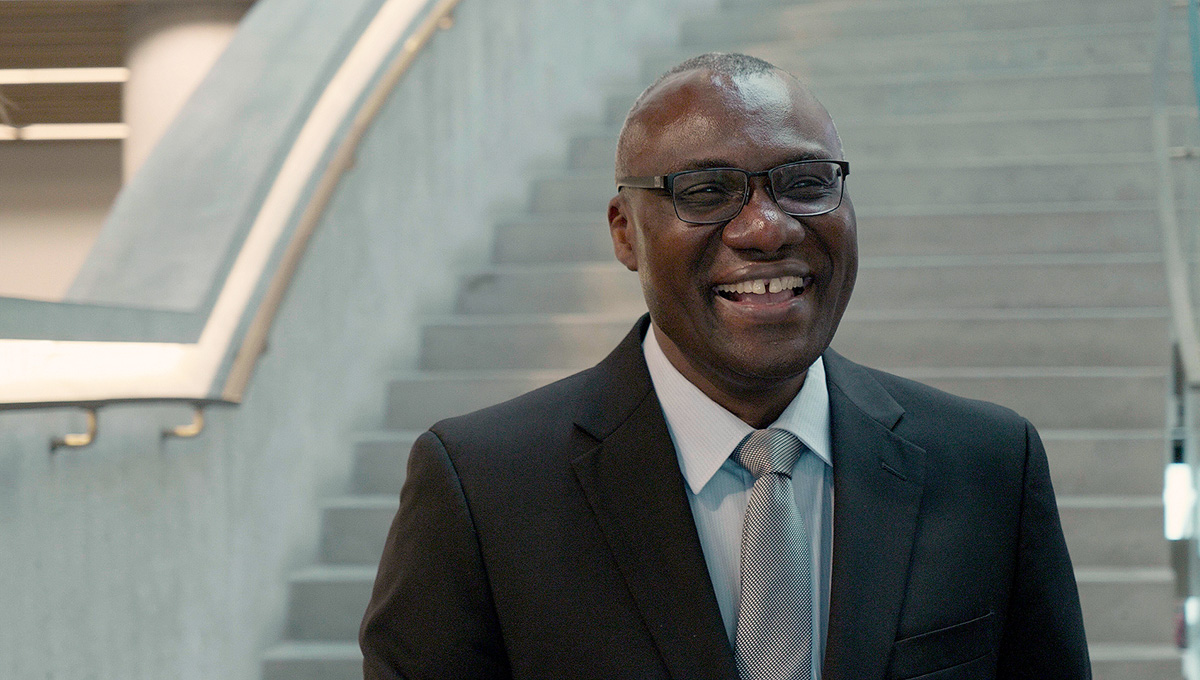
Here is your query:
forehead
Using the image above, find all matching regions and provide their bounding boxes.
[622,69,840,174]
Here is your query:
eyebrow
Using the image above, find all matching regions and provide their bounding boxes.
[671,152,836,173]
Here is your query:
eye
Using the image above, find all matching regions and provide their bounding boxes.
[778,175,835,199]
[674,172,742,207]
[773,163,842,201]
[678,182,734,200]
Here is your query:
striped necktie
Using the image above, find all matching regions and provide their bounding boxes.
[732,428,813,680]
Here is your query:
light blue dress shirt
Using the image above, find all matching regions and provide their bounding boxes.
[643,327,833,680]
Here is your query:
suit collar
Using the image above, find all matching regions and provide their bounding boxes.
[823,348,905,431]
[572,314,656,441]
[644,325,833,498]
[571,315,738,680]
[822,350,927,679]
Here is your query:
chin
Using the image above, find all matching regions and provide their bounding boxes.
[719,348,820,389]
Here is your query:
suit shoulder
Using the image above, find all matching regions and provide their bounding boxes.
[864,365,1026,426]
[432,367,592,433]
[826,353,1034,450]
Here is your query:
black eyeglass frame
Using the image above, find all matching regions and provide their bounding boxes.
[615,159,850,225]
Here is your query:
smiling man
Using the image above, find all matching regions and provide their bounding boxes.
[361,54,1090,680]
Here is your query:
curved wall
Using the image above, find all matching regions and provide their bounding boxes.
[0,0,716,678]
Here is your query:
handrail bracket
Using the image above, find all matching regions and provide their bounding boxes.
[163,405,206,440]
[50,408,98,453]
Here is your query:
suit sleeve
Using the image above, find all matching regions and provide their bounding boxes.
[359,430,511,680]
[996,419,1092,678]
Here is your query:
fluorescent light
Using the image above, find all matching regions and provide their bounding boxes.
[0,339,204,403]
[0,123,128,141]
[1165,462,1197,540]
[0,67,129,85]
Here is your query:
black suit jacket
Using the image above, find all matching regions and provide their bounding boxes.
[361,317,1090,679]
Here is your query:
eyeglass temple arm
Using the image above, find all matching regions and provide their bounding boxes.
[615,175,668,190]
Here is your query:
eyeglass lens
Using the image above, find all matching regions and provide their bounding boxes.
[671,161,845,224]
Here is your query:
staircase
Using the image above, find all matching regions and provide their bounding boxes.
[263,0,1182,677]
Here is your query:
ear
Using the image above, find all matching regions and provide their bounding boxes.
[608,193,638,272]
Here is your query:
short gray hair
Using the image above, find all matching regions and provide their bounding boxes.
[630,52,778,113]
[616,53,792,176]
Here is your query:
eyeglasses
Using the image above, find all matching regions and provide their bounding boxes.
[616,159,849,225]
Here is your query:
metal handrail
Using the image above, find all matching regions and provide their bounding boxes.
[0,0,462,424]
[1160,0,1200,388]
[224,0,462,402]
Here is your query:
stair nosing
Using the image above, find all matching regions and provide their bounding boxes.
[263,640,362,660]
[1075,567,1174,583]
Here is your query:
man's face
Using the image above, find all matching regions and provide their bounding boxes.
[608,68,858,400]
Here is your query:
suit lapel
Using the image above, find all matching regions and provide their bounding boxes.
[821,351,927,680]
[570,318,738,680]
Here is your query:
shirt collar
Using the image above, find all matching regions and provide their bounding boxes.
[642,325,833,496]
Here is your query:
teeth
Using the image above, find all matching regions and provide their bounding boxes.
[716,276,806,295]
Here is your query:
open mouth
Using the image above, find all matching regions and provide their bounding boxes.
[714,275,810,304]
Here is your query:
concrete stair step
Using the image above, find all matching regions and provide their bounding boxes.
[455,256,1167,316]
[890,366,1165,430]
[854,206,1162,258]
[262,642,361,680]
[419,310,1169,371]
[1059,497,1167,568]
[384,367,1165,431]
[530,158,1156,215]
[568,110,1194,170]
[1077,568,1176,645]
[1090,645,1182,680]
[678,0,1152,44]
[603,68,1194,125]
[285,566,376,641]
[386,371,565,431]
[834,311,1169,369]
[1044,430,1165,497]
[492,206,1162,263]
[351,431,415,495]
[642,22,1170,81]
[318,496,397,565]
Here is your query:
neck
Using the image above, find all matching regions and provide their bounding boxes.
[651,325,806,429]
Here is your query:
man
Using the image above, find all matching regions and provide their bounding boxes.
[361,53,1090,679]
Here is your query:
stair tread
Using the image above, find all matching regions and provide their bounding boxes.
[1076,568,1174,583]
[1058,496,1162,508]
[1088,644,1181,661]
[321,495,398,510]
[264,641,361,660]
[291,565,378,582]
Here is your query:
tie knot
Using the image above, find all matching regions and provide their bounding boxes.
[733,428,804,479]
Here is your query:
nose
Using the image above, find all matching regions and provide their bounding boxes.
[720,178,804,254]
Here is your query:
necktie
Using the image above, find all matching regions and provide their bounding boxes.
[733,428,813,680]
